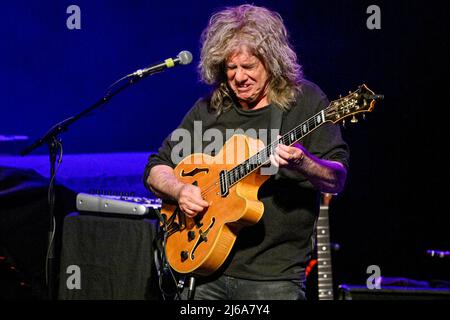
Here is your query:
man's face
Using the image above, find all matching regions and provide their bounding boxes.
[225,47,269,109]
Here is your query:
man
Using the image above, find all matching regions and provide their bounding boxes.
[144,4,349,300]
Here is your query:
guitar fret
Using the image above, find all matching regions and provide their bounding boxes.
[291,111,326,143]
[319,276,333,284]
[227,173,233,187]
[317,111,324,125]
[318,256,332,260]
[256,153,261,165]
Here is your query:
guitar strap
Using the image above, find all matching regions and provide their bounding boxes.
[269,105,284,143]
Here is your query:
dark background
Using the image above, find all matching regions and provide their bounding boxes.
[1,0,449,297]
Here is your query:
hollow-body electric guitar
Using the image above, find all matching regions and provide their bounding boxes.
[161,84,382,276]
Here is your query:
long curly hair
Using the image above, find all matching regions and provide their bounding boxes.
[199,4,303,114]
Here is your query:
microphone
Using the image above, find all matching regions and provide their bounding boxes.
[128,50,193,78]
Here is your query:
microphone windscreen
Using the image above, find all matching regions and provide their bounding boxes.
[178,51,193,65]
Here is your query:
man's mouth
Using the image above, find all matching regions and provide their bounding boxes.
[237,84,251,92]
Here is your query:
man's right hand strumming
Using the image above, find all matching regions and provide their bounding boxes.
[176,184,209,218]
[147,164,209,218]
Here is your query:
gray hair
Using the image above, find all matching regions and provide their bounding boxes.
[199,4,303,114]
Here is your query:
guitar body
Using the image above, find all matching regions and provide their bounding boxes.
[162,134,269,276]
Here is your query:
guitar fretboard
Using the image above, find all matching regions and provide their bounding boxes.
[225,110,326,186]
[317,204,334,300]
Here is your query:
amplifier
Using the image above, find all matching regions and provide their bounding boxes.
[76,193,162,217]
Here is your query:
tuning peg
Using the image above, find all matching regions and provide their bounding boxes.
[351,115,358,123]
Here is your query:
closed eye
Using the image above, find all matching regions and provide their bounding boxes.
[242,64,257,69]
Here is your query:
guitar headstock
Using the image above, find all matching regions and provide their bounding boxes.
[324,84,383,125]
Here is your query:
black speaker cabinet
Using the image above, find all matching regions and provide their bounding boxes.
[338,285,450,300]
[58,212,160,300]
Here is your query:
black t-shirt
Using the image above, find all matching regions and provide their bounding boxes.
[144,80,349,281]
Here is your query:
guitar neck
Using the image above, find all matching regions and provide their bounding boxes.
[224,109,327,187]
[317,203,334,300]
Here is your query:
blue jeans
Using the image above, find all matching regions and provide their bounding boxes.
[183,274,306,300]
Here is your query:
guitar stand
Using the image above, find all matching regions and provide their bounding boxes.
[187,275,196,300]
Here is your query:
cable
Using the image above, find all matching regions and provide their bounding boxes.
[44,139,63,287]
[153,211,183,300]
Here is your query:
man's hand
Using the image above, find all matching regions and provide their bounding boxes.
[270,142,306,170]
[176,184,210,218]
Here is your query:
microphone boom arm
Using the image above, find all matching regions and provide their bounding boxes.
[21,50,192,156]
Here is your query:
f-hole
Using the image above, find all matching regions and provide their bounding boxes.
[181,167,209,177]
[190,217,216,260]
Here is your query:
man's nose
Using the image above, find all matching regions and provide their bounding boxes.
[235,67,248,83]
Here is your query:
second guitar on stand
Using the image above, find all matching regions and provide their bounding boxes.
[317,193,334,300]
[306,193,339,300]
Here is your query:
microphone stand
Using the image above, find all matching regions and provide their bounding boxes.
[20,71,157,300]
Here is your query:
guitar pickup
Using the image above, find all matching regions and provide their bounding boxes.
[219,170,229,197]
